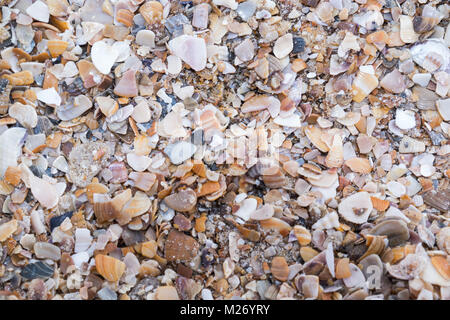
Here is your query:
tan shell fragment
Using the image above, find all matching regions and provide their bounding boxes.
[259,217,292,237]
[338,192,373,224]
[164,230,199,262]
[293,225,311,246]
[345,157,372,174]
[352,71,378,103]
[164,188,197,212]
[139,1,163,25]
[325,134,344,168]
[271,256,289,282]
[305,126,329,152]
[155,286,180,300]
[0,219,18,242]
[95,254,126,282]
[399,15,419,44]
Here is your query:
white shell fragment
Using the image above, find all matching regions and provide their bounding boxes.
[338,192,373,224]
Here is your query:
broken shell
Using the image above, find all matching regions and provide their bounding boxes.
[369,219,410,247]
[95,254,126,282]
[164,188,197,212]
[259,217,292,237]
[343,263,366,288]
[345,158,372,174]
[155,286,180,300]
[293,226,312,246]
[0,219,18,241]
[386,253,426,280]
[430,256,450,281]
[168,35,207,72]
[352,69,378,103]
[399,15,419,44]
[413,16,439,33]
[47,40,68,58]
[335,258,351,279]
[325,134,344,168]
[312,211,340,230]
[250,204,274,221]
[165,230,199,262]
[139,1,163,25]
[338,192,373,224]
[271,256,289,282]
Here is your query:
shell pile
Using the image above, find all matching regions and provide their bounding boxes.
[0,0,449,301]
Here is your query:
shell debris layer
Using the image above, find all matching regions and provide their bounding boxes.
[0,0,449,301]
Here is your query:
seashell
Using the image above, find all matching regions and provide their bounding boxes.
[262,167,286,188]
[343,263,366,288]
[370,197,390,211]
[369,219,410,247]
[250,204,274,221]
[307,170,338,188]
[358,235,387,262]
[353,10,383,31]
[205,174,227,201]
[93,189,131,224]
[234,38,255,63]
[96,96,118,118]
[165,141,197,165]
[352,70,378,103]
[164,188,197,212]
[293,225,312,246]
[168,35,207,72]
[29,173,59,209]
[234,198,257,221]
[197,181,221,197]
[155,286,180,300]
[0,79,12,114]
[47,40,68,58]
[34,242,61,260]
[345,157,372,174]
[20,261,54,280]
[116,9,134,27]
[273,33,293,59]
[399,136,425,153]
[91,40,119,75]
[4,166,22,187]
[325,135,344,168]
[259,217,292,237]
[386,253,426,280]
[74,228,92,253]
[413,16,439,34]
[436,227,450,254]
[399,15,419,44]
[164,230,199,262]
[430,256,450,281]
[366,30,388,51]
[9,102,37,128]
[305,126,329,152]
[410,39,450,73]
[2,70,34,86]
[338,192,373,224]
[312,211,340,230]
[271,256,289,282]
[380,69,406,94]
[335,258,351,279]
[95,254,126,282]
[47,0,69,17]
[241,95,280,114]
[192,3,209,29]
[121,191,151,220]
[139,1,163,25]
[114,69,138,98]
[141,240,157,258]
[129,172,156,192]
[422,189,450,212]
[0,219,18,241]
[421,257,450,287]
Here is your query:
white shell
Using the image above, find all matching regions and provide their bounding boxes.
[0,127,27,178]
[312,211,340,230]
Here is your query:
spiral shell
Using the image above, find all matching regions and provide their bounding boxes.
[95,254,126,282]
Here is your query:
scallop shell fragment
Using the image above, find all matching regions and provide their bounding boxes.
[95,254,126,282]
[338,192,373,224]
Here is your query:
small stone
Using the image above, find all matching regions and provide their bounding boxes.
[292,37,306,53]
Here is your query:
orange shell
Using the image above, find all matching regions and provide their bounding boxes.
[47,40,69,58]
[95,254,126,282]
